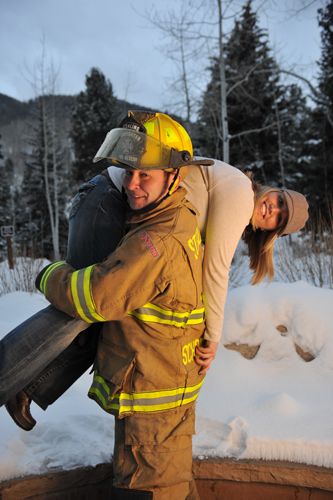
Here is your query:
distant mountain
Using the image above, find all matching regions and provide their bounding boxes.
[0,93,30,127]
[0,93,78,128]
[0,92,157,179]
[0,93,78,179]
[0,92,156,129]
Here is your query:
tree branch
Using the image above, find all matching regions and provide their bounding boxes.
[229,121,277,140]
[278,69,333,128]
[279,69,324,103]
[226,63,261,96]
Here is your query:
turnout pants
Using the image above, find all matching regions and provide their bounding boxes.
[113,406,200,500]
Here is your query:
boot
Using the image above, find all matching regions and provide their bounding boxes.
[5,390,36,431]
[111,486,153,499]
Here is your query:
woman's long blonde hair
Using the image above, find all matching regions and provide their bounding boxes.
[242,172,282,285]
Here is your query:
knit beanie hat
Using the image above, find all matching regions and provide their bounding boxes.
[280,189,309,235]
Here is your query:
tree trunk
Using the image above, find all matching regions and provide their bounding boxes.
[180,31,192,124]
[217,0,229,164]
[274,98,285,187]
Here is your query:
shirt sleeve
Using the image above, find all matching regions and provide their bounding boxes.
[201,162,254,343]
[38,229,169,323]
[107,165,125,191]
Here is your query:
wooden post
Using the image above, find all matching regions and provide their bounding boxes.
[6,236,14,269]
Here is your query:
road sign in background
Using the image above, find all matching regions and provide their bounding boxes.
[1,225,14,238]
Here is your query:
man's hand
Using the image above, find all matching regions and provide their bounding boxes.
[195,340,218,375]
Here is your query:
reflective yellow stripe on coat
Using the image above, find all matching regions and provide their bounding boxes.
[89,373,204,415]
[70,266,106,323]
[40,261,66,294]
[69,266,205,326]
[128,302,205,327]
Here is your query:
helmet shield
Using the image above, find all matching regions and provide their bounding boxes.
[94,128,193,170]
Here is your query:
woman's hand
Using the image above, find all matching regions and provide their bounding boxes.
[195,340,218,375]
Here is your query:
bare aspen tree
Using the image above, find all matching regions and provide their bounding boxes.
[217,0,230,163]
[145,0,318,180]
[49,66,61,259]
[144,0,237,159]
[37,50,61,259]
[24,39,65,259]
[145,0,279,165]
[274,97,285,187]
[143,1,209,124]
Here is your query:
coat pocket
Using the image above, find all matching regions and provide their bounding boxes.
[96,340,136,399]
[124,405,196,447]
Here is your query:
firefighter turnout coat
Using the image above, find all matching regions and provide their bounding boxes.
[36,187,205,420]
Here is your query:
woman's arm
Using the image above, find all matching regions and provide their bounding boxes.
[202,162,254,343]
[184,160,254,372]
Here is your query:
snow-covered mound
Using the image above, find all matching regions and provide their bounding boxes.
[0,281,333,481]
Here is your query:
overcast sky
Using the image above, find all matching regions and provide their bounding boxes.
[0,0,325,112]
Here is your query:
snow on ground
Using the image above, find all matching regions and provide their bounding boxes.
[0,281,333,481]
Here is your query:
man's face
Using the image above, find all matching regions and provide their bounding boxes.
[123,169,175,210]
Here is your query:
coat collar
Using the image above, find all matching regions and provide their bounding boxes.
[127,187,191,226]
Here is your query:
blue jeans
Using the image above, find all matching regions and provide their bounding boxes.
[0,172,126,408]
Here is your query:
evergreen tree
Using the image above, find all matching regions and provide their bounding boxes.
[0,149,15,258]
[273,84,314,191]
[198,0,283,184]
[16,97,69,259]
[71,67,118,182]
[313,0,333,216]
[0,158,15,224]
[298,105,327,213]
[0,134,3,163]
[16,103,50,257]
[0,136,10,219]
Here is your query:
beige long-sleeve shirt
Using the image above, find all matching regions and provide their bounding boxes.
[108,159,254,343]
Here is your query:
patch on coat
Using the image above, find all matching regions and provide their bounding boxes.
[188,226,201,260]
[139,231,160,258]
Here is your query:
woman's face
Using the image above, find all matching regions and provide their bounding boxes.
[253,190,288,231]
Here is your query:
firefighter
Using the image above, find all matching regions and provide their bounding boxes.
[33,111,214,499]
[2,113,309,434]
